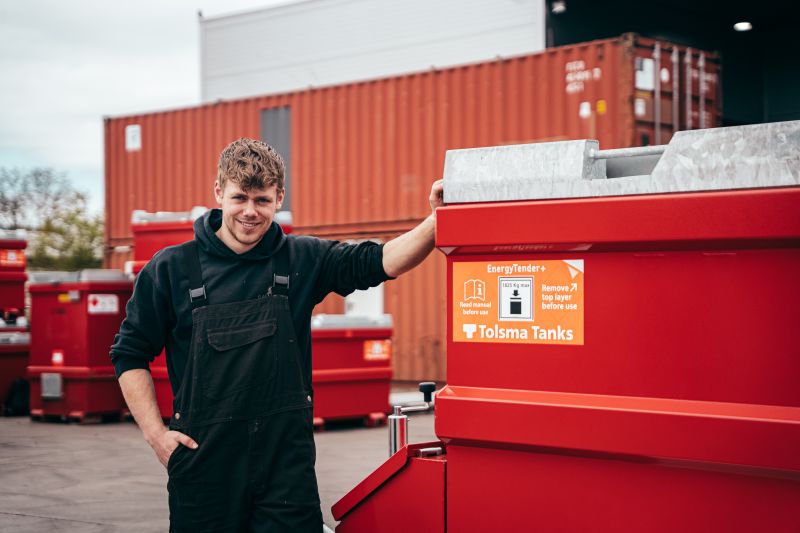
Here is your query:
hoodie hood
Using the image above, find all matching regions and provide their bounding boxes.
[194,208,286,261]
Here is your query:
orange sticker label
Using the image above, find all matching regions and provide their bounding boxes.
[0,249,26,268]
[363,339,392,361]
[453,260,584,345]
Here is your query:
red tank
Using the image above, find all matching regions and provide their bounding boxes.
[0,229,28,313]
[28,271,132,422]
[311,314,393,427]
[334,122,800,531]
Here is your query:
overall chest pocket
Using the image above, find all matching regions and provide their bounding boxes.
[202,319,278,400]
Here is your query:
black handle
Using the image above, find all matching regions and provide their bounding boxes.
[419,382,436,403]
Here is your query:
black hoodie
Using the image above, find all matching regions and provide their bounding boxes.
[110,208,391,393]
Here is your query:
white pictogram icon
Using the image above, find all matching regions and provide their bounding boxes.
[498,277,533,321]
[87,294,119,315]
[462,324,477,339]
[464,279,485,301]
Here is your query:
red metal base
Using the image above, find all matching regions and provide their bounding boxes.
[312,367,391,422]
[312,411,386,431]
[445,443,800,532]
[334,442,446,532]
[27,365,125,422]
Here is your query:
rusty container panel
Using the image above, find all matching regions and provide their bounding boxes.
[105,34,720,269]
[106,247,132,271]
[629,36,721,146]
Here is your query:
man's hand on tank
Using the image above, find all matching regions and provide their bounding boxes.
[429,179,444,212]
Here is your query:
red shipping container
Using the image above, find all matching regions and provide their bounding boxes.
[334,122,800,531]
[28,271,132,422]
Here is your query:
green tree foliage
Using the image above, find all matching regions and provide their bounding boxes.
[0,167,103,270]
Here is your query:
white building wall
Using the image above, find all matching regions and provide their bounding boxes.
[200,0,545,101]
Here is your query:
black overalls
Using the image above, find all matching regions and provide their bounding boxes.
[166,241,322,532]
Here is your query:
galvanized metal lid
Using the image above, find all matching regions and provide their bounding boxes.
[131,206,208,224]
[0,229,27,241]
[28,270,130,284]
[443,121,800,203]
[275,211,293,226]
[27,271,80,284]
[0,331,30,345]
[78,269,130,282]
[311,313,393,330]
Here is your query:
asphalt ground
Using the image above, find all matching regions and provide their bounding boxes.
[0,406,436,531]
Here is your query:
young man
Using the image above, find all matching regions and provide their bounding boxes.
[111,137,443,532]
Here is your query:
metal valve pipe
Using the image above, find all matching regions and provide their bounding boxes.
[388,382,436,456]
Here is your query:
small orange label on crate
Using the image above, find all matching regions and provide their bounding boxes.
[0,249,26,268]
[363,340,392,361]
[452,260,584,345]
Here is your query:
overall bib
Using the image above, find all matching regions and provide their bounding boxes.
[167,241,322,532]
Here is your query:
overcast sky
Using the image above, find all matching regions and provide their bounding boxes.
[0,0,294,214]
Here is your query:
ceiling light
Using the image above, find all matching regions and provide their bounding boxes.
[733,21,752,32]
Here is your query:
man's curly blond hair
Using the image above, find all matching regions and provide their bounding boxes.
[217,138,284,193]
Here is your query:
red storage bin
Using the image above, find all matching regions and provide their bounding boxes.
[0,330,30,415]
[335,122,800,531]
[0,229,28,312]
[28,270,132,422]
[131,208,206,261]
[0,229,27,272]
[311,314,393,427]
[0,272,26,312]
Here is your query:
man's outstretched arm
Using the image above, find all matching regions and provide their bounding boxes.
[119,369,198,467]
[382,179,444,278]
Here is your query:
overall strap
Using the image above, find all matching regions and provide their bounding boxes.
[268,243,291,297]
[182,240,208,309]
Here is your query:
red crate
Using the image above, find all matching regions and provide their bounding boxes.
[0,272,27,312]
[132,218,196,262]
[0,331,30,415]
[335,124,800,531]
[28,271,132,422]
[433,193,800,532]
[0,230,27,273]
[311,314,393,427]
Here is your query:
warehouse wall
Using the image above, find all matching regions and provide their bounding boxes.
[200,0,545,101]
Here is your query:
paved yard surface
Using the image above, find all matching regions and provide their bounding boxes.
[0,409,436,531]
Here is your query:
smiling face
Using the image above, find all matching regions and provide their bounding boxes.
[214,180,284,254]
